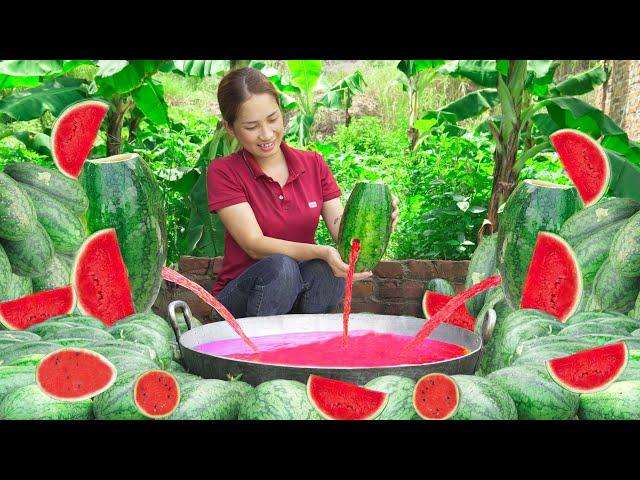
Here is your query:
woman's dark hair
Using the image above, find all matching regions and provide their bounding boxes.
[217,67,281,126]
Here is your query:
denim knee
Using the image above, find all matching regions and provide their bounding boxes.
[296,259,345,313]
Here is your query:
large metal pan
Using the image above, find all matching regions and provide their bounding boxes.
[167,300,495,386]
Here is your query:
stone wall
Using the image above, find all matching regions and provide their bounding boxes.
[596,60,640,140]
[152,256,469,323]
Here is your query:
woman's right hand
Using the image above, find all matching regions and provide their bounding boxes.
[321,246,373,281]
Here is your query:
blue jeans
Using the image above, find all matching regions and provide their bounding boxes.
[215,254,346,319]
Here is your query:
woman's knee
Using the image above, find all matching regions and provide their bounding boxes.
[263,254,301,287]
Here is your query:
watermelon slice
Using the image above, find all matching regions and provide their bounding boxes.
[422,290,476,331]
[0,286,76,330]
[134,370,180,419]
[413,373,459,420]
[73,229,135,327]
[549,129,610,207]
[36,348,116,401]
[51,100,109,179]
[306,374,388,420]
[520,232,582,322]
[547,342,628,393]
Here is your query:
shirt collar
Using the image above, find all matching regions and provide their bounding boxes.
[241,141,306,181]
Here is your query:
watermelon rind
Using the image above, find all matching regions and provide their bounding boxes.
[592,258,640,313]
[549,128,611,208]
[578,380,640,420]
[449,375,517,420]
[0,171,39,242]
[0,223,55,278]
[425,278,455,296]
[0,273,32,302]
[31,254,71,293]
[364,375,419,420]
[238,379,323,420]
[609,210,640,278]
[0,383,94,420]
[162,379,252,420]
[307,374,388,420]
[36,347,117,401]
[0,365,37,403]
[546,342,628,394]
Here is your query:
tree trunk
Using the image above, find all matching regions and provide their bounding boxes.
[408,76,419,149]
[106,95,134,156]
[345,90,352,127]
[128,111,143,143]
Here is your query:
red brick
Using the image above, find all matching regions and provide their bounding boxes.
[171,288,214,320]
[380,302,410,316]
[349,301,383,314]
[179,256,210,276]
[399,280,424,300]
[351,281,374,298]
[406,260,438,280]
[377,280,403,299]
[211,256,224,274]
[404,303,423,318]
[373,261,403,278]
[436,260,469,283]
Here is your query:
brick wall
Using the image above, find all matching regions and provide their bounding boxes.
[596,60,640,140]
[152,256,469,323]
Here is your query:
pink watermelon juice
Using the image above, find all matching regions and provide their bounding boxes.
[195,330,468,368]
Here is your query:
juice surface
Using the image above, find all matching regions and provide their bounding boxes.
[195,330,468,367]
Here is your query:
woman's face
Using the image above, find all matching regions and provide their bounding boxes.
[226,93,285,162]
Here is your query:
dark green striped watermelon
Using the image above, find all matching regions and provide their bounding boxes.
[497,180,581,309]
[46,314,107,330]
[592,258,640,313]
[610,210,640,278]
[238,379,323,420]
[0,245,11,298]
[0,383,93,420]
[0,171,38,242]
[449,375,517,420]
[1,223,54,277]
[578,380,640,420]
[560,197,640,246]
[0,341,63,365]
[18,183,87,255]
[108,323,172,369]
[0,365,36,402]
[426,278,455,296]
[163,379,252,420]
[337,182,392,272]
[41,325,114,344]
[31,255,70,293]
[365,375,419,420]
[80,153,167,313]
[0,273,32,302]
[92,369,149,420]
[464,233,498,316]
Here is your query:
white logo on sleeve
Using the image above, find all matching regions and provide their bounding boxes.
[308,201,317,208]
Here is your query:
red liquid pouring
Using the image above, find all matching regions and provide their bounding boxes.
[161,267,258,352]
[342,238,361,346]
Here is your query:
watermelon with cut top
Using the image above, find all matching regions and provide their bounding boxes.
[549,129,610,207]
[0,285,76,330]
[51,100,109,179]
[520,232,582,322]
[307,374,388,420]
[546,342,628,394]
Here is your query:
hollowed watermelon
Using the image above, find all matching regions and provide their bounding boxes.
[51,100,109,179]
[0,285,75,330]
[133,370,180,419]
[72,229,135,327]
[413,373,459,420]
[36,348,116,401]
[549,129,610,207]
[306,374,388,420]
[422,291,476,331]
[547,342,628,394]
[520,232,582,322]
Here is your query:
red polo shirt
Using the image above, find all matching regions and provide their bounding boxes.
[207,142,342,295]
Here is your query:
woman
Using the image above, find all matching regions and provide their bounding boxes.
[207,67,398,319]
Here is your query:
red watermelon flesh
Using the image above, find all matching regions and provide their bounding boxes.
[413,373,459,420]
[51,100,109,179]
[547,342,628,393]
[73,229,135,327]
[36,348,116,401]
[134,370,180,418]
[0,285,75,330]
[549,129,610,207]
[520,232,582,322]
[423,291,476,331]
[307,374,388,420]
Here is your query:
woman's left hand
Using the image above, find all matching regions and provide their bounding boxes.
[390,196,399,234]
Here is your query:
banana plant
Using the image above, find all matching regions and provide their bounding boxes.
[396,60,446,148]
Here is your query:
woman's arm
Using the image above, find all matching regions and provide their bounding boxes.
[321,197,344,244]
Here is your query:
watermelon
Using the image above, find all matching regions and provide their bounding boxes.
[114,312,175,344]
[108,323,172,369]
[80,153,167,313]
[426,278,455,296]
[592,258,640,313]
[0,365,37,402]
[464,233,498,316]
[167,360,186,373]
[238,379,323,420]
[0,171,38,242]
[133,370,180,419]
[41,325,114,344]
[546,342,628,393]
[101,353,160,376]
[307,374,388,420]
[3,163,89,217]
[0,330,41,344]
[0,286,76,330]
[549,129,610,207]
[497,179,580,309]
[1,223,55,278]
[499,318,564,368]
[565,310,629,326]
[413,373,459,420]
[51,99,109,179]
[578,380,640,420]
[91,370,149,420]
[449,375,517,420]
[610,210,640,278]
[0,273,32,302]
[422,290,476,331]
[31,255,71,293]
[337,182,392,272]
[0,383,93,420]
[88,340,160,365]
[475,288,515,376]
[0,245,10,298]
[560,197,640,246]
[0,341,63,365]
[163,379,252,420]
[46,314,107,330]
[72,229,135,326]
[36,348,116,400]
[365,375,419,420]
[487,365,580,420]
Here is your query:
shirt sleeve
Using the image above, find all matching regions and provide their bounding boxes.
[207,160,248,213]
[316,152,342,202]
